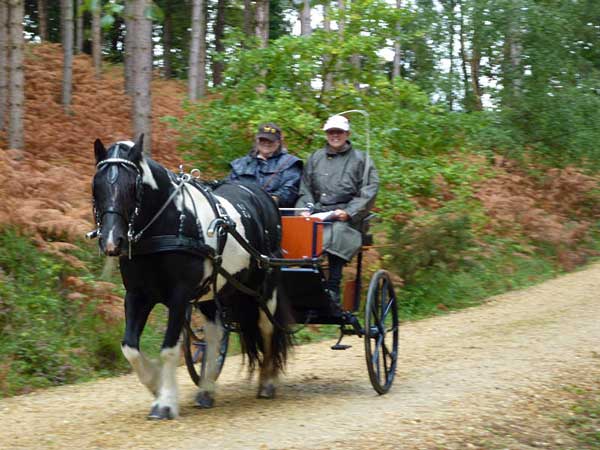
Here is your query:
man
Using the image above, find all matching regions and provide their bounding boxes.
[296,115,379,302]
[229,123,303,207]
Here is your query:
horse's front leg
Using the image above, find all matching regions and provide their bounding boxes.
[257,292,278,399]
[121,291,161,396]
[194,309,225,409]
[146,299,186,420]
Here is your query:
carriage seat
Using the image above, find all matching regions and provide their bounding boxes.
[280,213,376,260]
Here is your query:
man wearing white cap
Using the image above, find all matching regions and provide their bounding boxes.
[296,115,379,304]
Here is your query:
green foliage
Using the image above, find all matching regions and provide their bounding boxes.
[384,212,474,286]
[0,229,129,397]
[562,384,600,447]
[393,238,558,320]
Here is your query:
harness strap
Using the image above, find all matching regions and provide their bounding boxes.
[130,174,190,243]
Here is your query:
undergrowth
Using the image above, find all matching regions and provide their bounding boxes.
[562,383,600,448]
[0,228,165,397]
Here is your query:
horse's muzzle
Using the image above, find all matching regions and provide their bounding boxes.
[101,235,124,257]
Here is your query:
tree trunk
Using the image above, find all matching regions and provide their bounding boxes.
[38,0,48,41]
[188,0,203,100]
[502,0,522,109]
[131,0,152,154]
[61,0,74,113]
[92,1,101,77]
[243,0,252,43]
[300,0,311,36]
[163,0,172,78]
[337,0,344,35]
[124,1,134,95]
[212,0,225,86]
[75,0,83,54]
[444,0,455,111]
[255,0,268,48]
[335,0,345,84]
[458,0,470,106]
[392,0,402,80]
[0,0,8,131]
[8,0,24,149]
[469,47,483,111]
[322,2,333,91]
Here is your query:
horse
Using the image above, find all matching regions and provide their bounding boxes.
[91,135,292,420]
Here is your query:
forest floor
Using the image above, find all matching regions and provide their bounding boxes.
[0,262,599,449]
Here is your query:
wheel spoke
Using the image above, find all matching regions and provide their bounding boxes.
[192,344,204,364]
[382,297,394,320]
[382,340,390,378]
[372,333,385,380]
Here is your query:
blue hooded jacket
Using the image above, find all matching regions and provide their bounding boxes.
[229,148,303,207]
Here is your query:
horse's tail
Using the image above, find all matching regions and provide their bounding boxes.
[271,272,294,370]
[236,270,294,373]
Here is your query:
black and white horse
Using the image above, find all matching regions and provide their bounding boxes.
[91,136,292,419]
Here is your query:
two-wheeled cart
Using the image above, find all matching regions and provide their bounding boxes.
[183,213,399,394]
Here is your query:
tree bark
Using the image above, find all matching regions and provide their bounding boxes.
[75,0,83,54]
[91,0,101,77]
[212,0,226,86]
[131,0,152,154]
[38,0,48,41]
[458,0,470,106]
[124,1,134,95]
[243,0,252,43]
[61,0,74,113]
[255,0,268,48]
[162,0,172,78]
[0,0,8,131]
[188,0,206,100]
[392,0,402,80]
[444,0,456,111]
[8,0,24,149]
[337,0,344,35]
[300,0,311,36]
[502,0,522,109]
[469,47,483,111]
[322,2,333,91]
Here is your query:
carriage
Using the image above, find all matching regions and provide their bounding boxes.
[183,211,399,395]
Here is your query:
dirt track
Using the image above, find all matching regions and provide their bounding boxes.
[1,264,599,449]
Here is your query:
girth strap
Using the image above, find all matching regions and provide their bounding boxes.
[131,235,214,257]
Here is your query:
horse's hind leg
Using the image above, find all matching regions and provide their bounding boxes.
[194,310,224,409]
[121,291,161,396]
[257,293,278,399]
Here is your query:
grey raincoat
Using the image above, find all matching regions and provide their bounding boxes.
[295,141,379,261]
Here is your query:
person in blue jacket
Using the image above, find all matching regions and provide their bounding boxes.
[229,123,303,207]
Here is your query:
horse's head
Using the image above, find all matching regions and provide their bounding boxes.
[92,135,145,257]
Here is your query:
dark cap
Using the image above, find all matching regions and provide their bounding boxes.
[256,123,281,142]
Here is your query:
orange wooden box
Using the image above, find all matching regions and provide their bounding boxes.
[280,216,325,259]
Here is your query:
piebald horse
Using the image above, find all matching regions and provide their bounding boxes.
[91,136,292,419]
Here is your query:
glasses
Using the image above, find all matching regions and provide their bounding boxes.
[326,129,346,135]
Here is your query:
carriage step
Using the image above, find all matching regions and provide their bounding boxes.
[331,344,352,350]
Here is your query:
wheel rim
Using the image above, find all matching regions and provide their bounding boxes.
[365,270,398,394]
[183,308,229,386]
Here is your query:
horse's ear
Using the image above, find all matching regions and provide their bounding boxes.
[94,139,107,164]
[131,134,144,162]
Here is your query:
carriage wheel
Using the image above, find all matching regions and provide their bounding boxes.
[364,270,399,394]
[183,306,229,386]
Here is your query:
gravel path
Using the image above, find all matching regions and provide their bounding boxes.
[1,264,599,449]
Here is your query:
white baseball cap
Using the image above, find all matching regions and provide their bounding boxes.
[323,115,350,132]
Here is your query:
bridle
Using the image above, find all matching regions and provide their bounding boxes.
[91,157,145,256]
